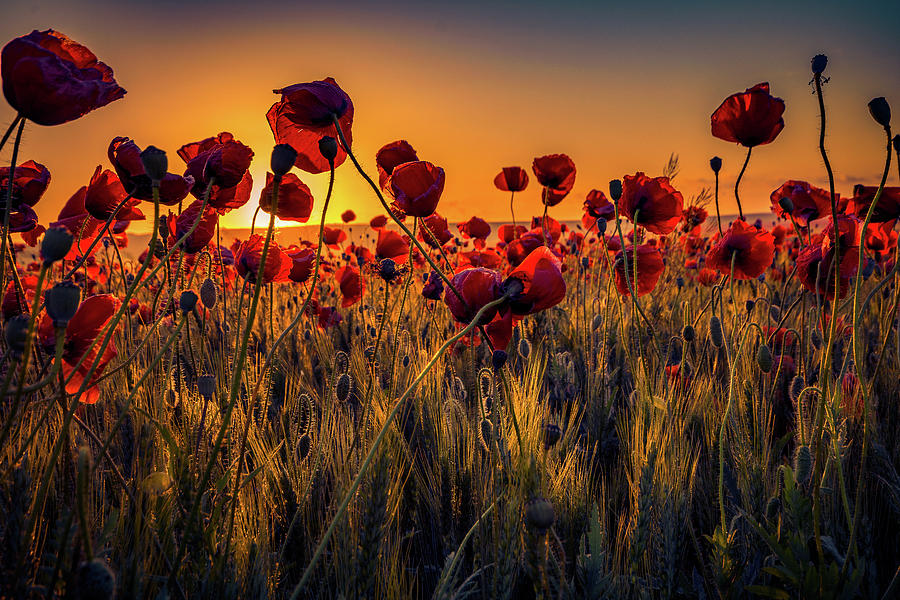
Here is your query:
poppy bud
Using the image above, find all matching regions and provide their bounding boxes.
[681,324,695,342]
[862,258,876,280]
[790,375,805,402]
[46,281,81,327]
[318,136,338,163]
[745,299,755,314]
[580,256,590,270]
[868,97,891,128]
[756,343,773,372]
[200,278,217,308]
[811,54,828,75]
[778,196,794,214]
[76,559,116,600]
[270,143,298,177]
[675,276,684,289]
[518,337,531,360]
[810,328,823,349]
[335,372,353,402]
[40,227,74,264]
[608,179,623,201]
[709,315,724,347]
[179,290,198,314]
[478,418,493,450]
[793,445,812,485]
[4,314,29,356]
[710,156,722,173]
[297,433,311,460]
[491,349,507,371]
[596,216,607,235]
[140,146,168,185]
[591,314,603,331]
[524,496,555,531]
[197,374,215,401]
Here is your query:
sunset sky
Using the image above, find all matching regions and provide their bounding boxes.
[3,0,899,233]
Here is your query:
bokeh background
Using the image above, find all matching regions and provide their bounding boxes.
[2,0,899,232]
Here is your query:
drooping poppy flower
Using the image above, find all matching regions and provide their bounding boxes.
[681,204,708,236]
[458,216,491,240]
[267,78,353,174]
[322,226,347,248]
[497,224,526,244]
[505,246,566,315]
[444,267,504,325]
[38,294,120,404]
[584,189,615,220]
[711,82,785,148]
[389,160,445,218]
[846,185,900,223]
[613,245,665,296]
[532,154,576,206]
[107,137,192,203]
[84,165,143,222]
[493,166,529,192]
[2,29,126,126]
[286,246,316,283]
[234,234,292,284]
[705,220,775,280]
[376,140,418,190]
[418,213,453,248]
[770,180,832,226]
[341,209,356,223]
[335,265,364,307]
[370,214,389,229]
[259,172,314,223]
[506,231,545,267]
[619,172,684,235]
[0,160,50,207]
[375,229,409,263]
[173,199,218,254]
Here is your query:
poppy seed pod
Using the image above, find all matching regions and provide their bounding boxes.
[4,314,30,356]
[524,497,555,531]
[318,136,338,163]
[595,216,607,235]
[868,97,891,128]
[179,290,198,314]
[199,278,217,308]
[40,227,73,264]
[811,54,828,75]
[710,156,722,173]
[270,143,298,177]
[76,559,116,600]
[778,196,794,214]
[491,349,507,371]
[46,280,81,327]
[140,146,168,184]
[608,179,623,201]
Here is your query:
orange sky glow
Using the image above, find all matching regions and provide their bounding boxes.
[2,1,899,235]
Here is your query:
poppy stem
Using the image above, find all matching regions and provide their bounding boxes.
[510,191,517,231]
[0,115,23,154]
[714,170,723,236]
[0,117,26,317]
[733,146,750,221]
[249,205,262,237]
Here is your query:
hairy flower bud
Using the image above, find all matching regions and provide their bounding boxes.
[318,136,338,163]
[709,315,724,348]
[778,196,794,214]
[40,227,74,264]
[199,278,217,309]
[140,145,168,184]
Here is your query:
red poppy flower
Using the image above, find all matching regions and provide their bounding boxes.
[259,172,314,223]
[0,159,50,207]
[376,229,409,263]
[770,180,832,226]
[389,161,445,218]
[497,224,526,244]
[459,248,502,269]
[376,140,418,190]
[444,267,504,325]
[584,189,614,220]
[705,220,775,280]
[483,308,514,351]
[370,214,389,229]
[173,199,218,254]
[37,294,120,404]
[846,185,900,223]
[341,209,356,223]
[681,205,708,235]
[323,226,347,248]
[619,172,683,235]
[20,224,45,246]
[506,231,545,267]
[84,165,143,222]
[335,265,364,307]
[234,234,292,284]
[209,171,253,214]
[51,186,105,259]
[108,137,192,203]
[505,246,566,314]
[287,246,316,283]
[179,132,254,211]
[418,213,453,248]
[613,245,665,296]
[458,216,491,240]
[2,275,37,319]
[532,154,576,206]
[318,305,342,329]
[493,166,529,192]
[711,82,785,148]
[796,245,853,300]
[531,215,563,244]
[865,221,897,261]
[267,77,353,174]
[2,29,126,126]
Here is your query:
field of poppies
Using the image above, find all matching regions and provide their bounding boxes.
[2,28,900,599]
